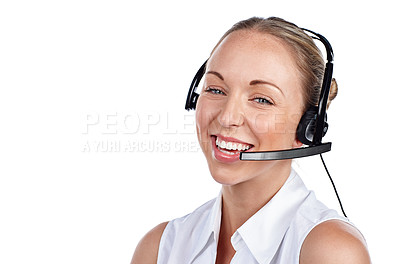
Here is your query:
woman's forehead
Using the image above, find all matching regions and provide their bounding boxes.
[206,30,301,89]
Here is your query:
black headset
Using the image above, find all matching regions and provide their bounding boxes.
[185,28,334,161]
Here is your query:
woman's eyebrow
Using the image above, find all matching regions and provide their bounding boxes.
[250,79,284,95]
[206,72,284,96]
[206,71,224,81]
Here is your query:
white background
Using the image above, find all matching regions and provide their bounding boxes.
[1,0,399,263]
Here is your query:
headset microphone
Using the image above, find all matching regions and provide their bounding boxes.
[240,143,331,161]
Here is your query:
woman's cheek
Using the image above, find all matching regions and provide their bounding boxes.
[250,111,298,149]
[195,97,214,144]
[286,113,303,135]
[252,111,276,135]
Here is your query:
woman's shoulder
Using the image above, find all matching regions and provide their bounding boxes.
[299,219,371,263]
[130,196,218,264]
[130,221,169,264]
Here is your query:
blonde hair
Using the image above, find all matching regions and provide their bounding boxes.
[210,17,338,111]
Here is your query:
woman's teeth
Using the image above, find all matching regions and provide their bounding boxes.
[216,137,252,152]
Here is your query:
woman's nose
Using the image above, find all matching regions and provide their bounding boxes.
[217,95,244,128]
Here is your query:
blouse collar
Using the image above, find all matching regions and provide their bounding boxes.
[190,168,310,263]
[235,169,309,263]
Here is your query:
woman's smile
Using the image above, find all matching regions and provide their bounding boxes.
[211,135,254,163]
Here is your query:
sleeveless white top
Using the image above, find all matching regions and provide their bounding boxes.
[157,169,350,264]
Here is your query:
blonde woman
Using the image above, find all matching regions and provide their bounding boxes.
[132,17,370,264]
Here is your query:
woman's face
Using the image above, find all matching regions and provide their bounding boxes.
[196,30,305,185]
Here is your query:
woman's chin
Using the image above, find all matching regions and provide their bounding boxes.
[206,161,248,186]
[210,173,242,186]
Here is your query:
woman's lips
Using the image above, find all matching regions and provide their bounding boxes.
[211,135,254,163]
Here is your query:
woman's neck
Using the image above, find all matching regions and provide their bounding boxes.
[220,162,292,235]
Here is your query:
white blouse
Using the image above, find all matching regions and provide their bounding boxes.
[157,168,351,264]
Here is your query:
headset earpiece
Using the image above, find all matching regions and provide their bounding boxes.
[185,60,208,111]
[297,106,329,145]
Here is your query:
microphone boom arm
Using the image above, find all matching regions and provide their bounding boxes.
[240,142,332,161]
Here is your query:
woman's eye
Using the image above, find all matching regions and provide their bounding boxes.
[252,97,273,105]
[205,87,225,95]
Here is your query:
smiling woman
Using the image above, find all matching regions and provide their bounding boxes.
[131,17,370,264]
